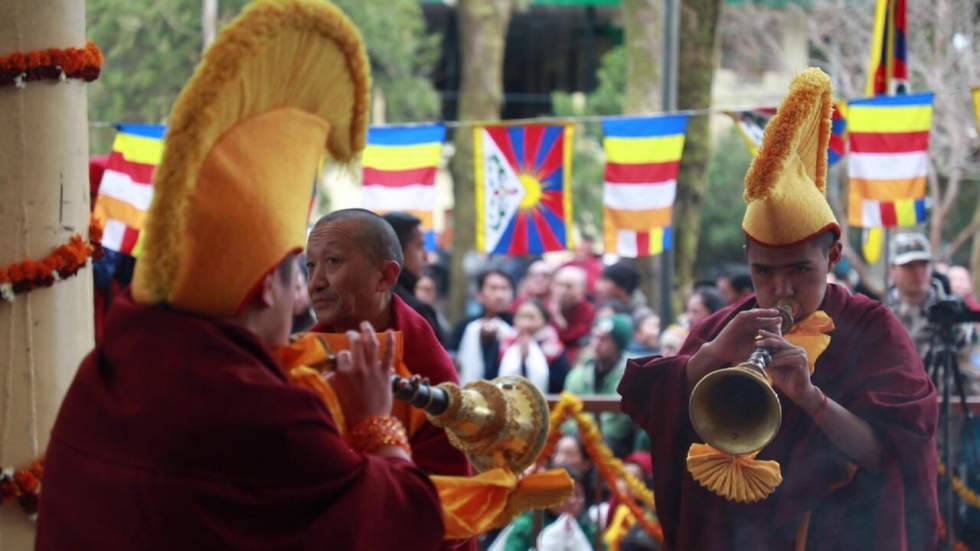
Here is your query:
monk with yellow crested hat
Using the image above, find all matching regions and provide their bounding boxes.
[38,1,443,549]
[619,68,939,550]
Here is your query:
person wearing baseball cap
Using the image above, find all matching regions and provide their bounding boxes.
[618,68,938,549]
[886,232,942,355]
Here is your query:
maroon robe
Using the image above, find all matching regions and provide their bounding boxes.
[619,283,938,550]
[555,299,597,365]
[312,293,470,479]
[37,291,444,550]
[313,293,475,551]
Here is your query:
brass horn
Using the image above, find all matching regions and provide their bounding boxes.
[308,339,550,473]
[392,375,550,473]
[688,299,799,455]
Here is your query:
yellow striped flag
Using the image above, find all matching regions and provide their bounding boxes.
[847,93,933,228]
[361,125,444,249]
[93,124,165,256]
[973,87,980,136]
[601,115,689,257]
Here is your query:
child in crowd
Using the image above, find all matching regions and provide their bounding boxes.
[498,299,571,393]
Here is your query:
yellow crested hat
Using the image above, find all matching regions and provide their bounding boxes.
[132,0,370,316]
[742,68,840,247]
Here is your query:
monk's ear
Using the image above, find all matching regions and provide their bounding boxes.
[257,271,278,309]
[377,260,401,292]
[827,240,843,271]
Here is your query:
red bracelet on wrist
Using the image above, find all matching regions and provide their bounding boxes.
[348,415,411,456]
[811,389,829,421]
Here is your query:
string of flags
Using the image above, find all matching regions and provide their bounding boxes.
[361,124,445,251]
[93,124,164,256]
[601,115,687,258]
[846,93,933,228]
[93,88,975,260]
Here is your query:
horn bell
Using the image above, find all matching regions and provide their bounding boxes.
[689,364,782,456]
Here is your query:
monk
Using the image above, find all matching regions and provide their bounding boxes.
[619,69,938,550]
[38,2,444,549]
[39,279,441,550]
[305,208,471,479]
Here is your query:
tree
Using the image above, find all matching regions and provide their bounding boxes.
[552,45,628,238]
[330,0,442,123]
[725,0,980,290]
[87,0,440,152]
[697,126,754,275]
[447,0,515,323]
[621,0,665,312]
[672,0,724,307]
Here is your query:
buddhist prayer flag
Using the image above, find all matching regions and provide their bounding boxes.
[361,124,445,250]
[847,93,933,227]
[973,87,980,136]
[728,108,775,157]
[866,0,909,96]
[730,104,846,167]
[601,115,688,257]
[93,124,165,256]
[474,124,574,255]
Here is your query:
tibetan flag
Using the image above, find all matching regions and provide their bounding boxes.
[731,104,846,166]
[93,124,165,256]
[474,124,574,255]
[847,93,933,228]
[361,124,445,250]
[866,0,908,96]
[828,101,848,166]
[601,115,688,257]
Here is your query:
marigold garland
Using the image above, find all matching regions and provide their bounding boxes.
[0,218,104,302]
[939,461,980,509]
[0,459,44,518]
[538,393,662,542]
[0,41,103,87]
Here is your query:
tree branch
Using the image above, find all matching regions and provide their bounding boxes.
[944,220,980,262]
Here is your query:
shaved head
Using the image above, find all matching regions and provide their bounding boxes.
[312,208,403,267]
[552,265,588,307]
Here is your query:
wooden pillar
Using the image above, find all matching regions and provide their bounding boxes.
[0,1,94,548]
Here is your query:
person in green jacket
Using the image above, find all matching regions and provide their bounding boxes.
[564,314,639,457]
[502,466,599,551]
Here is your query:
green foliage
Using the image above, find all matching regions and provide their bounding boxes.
[331,0,442,122]
[86,0,438,153]
[552,45,628,237]
[695,125,752,276]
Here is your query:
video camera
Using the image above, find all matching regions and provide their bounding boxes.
[928,298,980,326]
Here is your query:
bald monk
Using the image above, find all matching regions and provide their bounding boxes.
[305,208,470,478]
[619,69,938,550]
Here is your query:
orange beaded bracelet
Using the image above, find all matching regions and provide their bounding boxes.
[348,415,410,456]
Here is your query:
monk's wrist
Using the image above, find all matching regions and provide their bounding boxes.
[687,342,723,387]
[801,385,827,418]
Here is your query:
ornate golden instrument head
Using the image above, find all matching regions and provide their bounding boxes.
[395,375,550,473]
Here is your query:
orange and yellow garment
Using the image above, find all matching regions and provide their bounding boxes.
[278,333,574,540]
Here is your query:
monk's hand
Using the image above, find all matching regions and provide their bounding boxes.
[702,309,783,367]
[332,322,396,429]
[755,329,815,406]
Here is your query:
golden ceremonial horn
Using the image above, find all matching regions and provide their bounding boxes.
[393,375,550,473]
[688,299,799,455]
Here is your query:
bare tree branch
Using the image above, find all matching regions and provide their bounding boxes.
[945,220,980,262]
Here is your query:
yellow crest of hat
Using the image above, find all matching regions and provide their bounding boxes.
[131,0,370,316]
[742,68,840,247]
